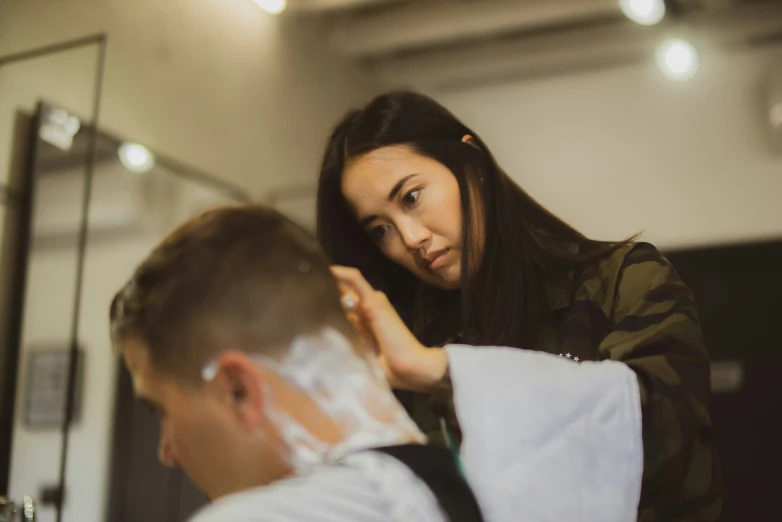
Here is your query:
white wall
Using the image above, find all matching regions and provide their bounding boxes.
[0,0,377,196]
[435,43,782,251]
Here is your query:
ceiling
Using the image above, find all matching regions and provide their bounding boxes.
[284,0,782,91]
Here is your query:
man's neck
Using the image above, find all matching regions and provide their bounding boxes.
[325,381,425,461]
[270,369,425,471]
[257,328,426,471]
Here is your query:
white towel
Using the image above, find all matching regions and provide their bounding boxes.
[446,345,643,522]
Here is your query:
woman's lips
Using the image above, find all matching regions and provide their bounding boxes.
[426,249,450,271]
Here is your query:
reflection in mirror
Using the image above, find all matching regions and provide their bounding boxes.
[0,111,32,505]
[69,116,248,522]
[2,101,249,522]
[4,103,88,522]
[1,41,102,522]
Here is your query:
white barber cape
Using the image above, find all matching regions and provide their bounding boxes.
[189,345,643,522]
[189,450,449,522]
[447,344,644,522]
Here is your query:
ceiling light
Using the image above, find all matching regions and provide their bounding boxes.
[118,142,156,173]
[254,0,286,14]
[620,0,666,26]
[771,104,782,129]
[656,39,699,82]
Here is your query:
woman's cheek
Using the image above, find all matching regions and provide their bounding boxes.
[382,240,409,268]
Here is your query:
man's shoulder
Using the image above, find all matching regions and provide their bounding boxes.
[189,464,383,522]
[188,451,446,522]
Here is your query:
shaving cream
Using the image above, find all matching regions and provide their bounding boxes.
[202,328,424,473]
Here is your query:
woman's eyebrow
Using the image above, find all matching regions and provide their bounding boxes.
[358,174,419,229]
[387,174,418,202]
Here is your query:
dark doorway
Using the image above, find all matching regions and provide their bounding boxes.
[106,361,207,522]
[666,240,782,522]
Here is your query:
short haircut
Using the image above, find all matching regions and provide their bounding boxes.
[110,204,357,382]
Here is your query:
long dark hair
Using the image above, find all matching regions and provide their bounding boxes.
[317,91,636,349]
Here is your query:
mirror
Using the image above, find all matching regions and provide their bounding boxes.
[1,99,249,522]
[62,108,248,522]
[1,40,104,522]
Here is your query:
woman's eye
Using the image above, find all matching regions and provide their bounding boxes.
[402,189,420,207]
[370,224,389,242]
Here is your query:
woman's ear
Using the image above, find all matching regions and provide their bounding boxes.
[461,134,485,184]
[461,134,480,150]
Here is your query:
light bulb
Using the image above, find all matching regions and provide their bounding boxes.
[254,0,286,14]
[656,39,699,82]
[118,142,156,173]
[620,0,666,26]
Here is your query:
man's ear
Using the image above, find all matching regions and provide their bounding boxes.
[210,351,265,431]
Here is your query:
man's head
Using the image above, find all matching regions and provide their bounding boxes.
[110,205,365,499]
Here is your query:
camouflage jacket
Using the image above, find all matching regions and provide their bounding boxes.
[404,242,726,522]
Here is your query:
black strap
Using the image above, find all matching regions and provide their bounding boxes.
[373,444,484,522]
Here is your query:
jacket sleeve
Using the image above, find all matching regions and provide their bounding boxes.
[395,370,461,448]
[430,368,462,443]
[598,243,725,521]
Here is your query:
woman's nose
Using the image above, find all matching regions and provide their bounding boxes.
[398,221,430,251]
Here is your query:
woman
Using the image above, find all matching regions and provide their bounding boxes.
[316,91,725,521]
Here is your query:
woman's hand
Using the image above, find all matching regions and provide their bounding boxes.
[331,266,448,393]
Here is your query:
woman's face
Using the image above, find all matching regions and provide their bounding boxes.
[341,145,464,290]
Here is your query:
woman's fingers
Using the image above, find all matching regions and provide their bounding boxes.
[330,265,433,391]
[336,281,360,312]
[331,266,376,302]
[335,279,378,353]
[331,266,392,326]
